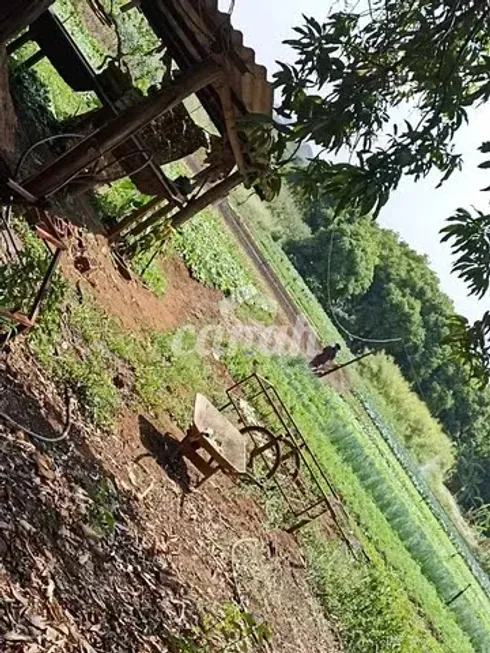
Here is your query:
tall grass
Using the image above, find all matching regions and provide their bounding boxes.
[304,533,444,653]
[359,352,455,476]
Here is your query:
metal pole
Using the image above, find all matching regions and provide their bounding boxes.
[318,351,374,378]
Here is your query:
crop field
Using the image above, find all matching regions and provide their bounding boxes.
[228,189,490,651]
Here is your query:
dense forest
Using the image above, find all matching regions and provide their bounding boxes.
[284,185,490,531]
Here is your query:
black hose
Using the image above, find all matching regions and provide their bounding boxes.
[0,387,74,443]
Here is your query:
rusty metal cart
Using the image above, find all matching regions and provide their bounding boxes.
[182,393,284,488]
[219,373,366,559]
[0,203,70,348]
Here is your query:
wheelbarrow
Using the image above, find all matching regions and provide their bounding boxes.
[182,394,289,487]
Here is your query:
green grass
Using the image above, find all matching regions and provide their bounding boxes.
[1,221,219,428]
[303,533,443,653]
[225,189,490,651]
[173,207,274,320]
[359,352,455,477]
[95,164,275,318]
[30,289,225,428]
[54,0,107,67]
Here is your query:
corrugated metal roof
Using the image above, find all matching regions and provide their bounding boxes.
[139,0,274,180]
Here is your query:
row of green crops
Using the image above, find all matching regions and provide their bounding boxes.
[351,388,490,599]
[222,345,490,652]
[229,185,490,596]
[172,206,276,323]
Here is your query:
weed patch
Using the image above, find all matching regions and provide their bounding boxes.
[170,601,272,653]
[174,208,275,323]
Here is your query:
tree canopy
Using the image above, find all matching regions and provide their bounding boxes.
[269,0,490,381]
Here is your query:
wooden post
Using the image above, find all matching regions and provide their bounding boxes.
[6,29,32,54]
[0,0,53,45]
[22,60,222,199]
[23,49,45,69]
[107,196,163,241]
[126,201,175,239]
[171,171,243,229]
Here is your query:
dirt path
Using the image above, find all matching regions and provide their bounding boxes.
[218,200,308,333]
[63,233,224,334]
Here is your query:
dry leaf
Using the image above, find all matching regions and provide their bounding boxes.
[4,630,33,642]
[138,482,155,501]
[80,524,102,541]
[10,585,29,606]
[35,453,56,481]
[27,613,47,630]
[127,468,138,488]
[18,519,36,533]
[46,577,55,602]
[26,644,41,653]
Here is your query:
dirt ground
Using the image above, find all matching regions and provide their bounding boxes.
[0,340,342,652]
[0,191,342,653]
[64,232,224,334]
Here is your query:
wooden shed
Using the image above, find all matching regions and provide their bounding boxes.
[6,0,275,240]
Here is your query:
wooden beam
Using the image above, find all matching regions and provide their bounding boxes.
[121,0,142,12]
[23,49,45,69]
[0,0,53,45]
[217,83,248,180]
[171,171,243,229]
[6,29,32,54]
[107,196,163,241]
[22,60,223,199]
[126,201,176,240]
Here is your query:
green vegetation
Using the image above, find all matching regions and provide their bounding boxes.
[359,352,455,479]
[171,602,272,653]
[269,5,490,380]
[87,478,119,538]
[131,250,167,297]
[174,207,274,321]
[223,345,490,653]
[283,192,490,530]
[30,288,224,427]
[55,0,106,67]
[1,224,220,427]
[229,187,341,343]
[7,1,490,650]
[304,534,442,653]
[228,182,490,650]
[96,178,151,221]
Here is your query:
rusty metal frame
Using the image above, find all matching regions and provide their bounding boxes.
[221,373,366,559]
[0,189,68,347]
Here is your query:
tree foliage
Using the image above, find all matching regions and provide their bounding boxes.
[272,2,490,380]
[287,214,380,304]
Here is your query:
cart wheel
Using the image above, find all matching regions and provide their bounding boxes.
[279,439,301,481]
[239,425,281,481]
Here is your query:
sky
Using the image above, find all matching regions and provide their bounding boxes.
[219,0,490,322]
